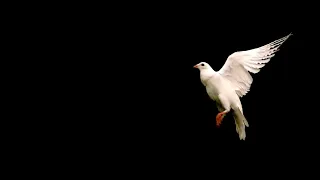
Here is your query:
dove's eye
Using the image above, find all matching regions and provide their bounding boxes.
[201,64,204,66]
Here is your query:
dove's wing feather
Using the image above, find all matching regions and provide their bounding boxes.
[218,33,292,97]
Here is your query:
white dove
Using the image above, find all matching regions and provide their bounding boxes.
[194,33,292,140]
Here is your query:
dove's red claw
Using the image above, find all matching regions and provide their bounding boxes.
[216,111,227,127]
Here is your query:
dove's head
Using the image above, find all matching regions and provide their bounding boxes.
[193,62,211,71]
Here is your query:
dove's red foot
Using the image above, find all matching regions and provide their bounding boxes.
[216,111,227,127]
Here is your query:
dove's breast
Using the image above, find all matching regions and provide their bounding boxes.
[203,73,235,101]
[205,76,223,101]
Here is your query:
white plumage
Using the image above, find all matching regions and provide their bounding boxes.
[194,33,292,140]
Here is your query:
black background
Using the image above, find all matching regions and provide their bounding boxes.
[4,2,317,176]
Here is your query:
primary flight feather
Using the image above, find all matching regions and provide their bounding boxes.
[194,33,292,140]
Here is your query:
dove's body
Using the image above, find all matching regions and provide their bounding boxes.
[194,33,292,140]
[199,65,247,139]
[201,70,241,110]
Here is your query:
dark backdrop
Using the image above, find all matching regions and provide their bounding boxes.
[8,2,314,175]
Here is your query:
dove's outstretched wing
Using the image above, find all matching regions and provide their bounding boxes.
[218,33,292,97]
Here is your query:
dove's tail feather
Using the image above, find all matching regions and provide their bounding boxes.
[232,107,249,140]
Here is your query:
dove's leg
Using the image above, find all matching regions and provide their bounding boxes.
[216,102,226,124]
[216,94,230,127]
[216,111,228,127]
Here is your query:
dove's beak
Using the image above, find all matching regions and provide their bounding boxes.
[193,65,199,68]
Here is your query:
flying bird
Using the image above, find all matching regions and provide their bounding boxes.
[194,33,292,140]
